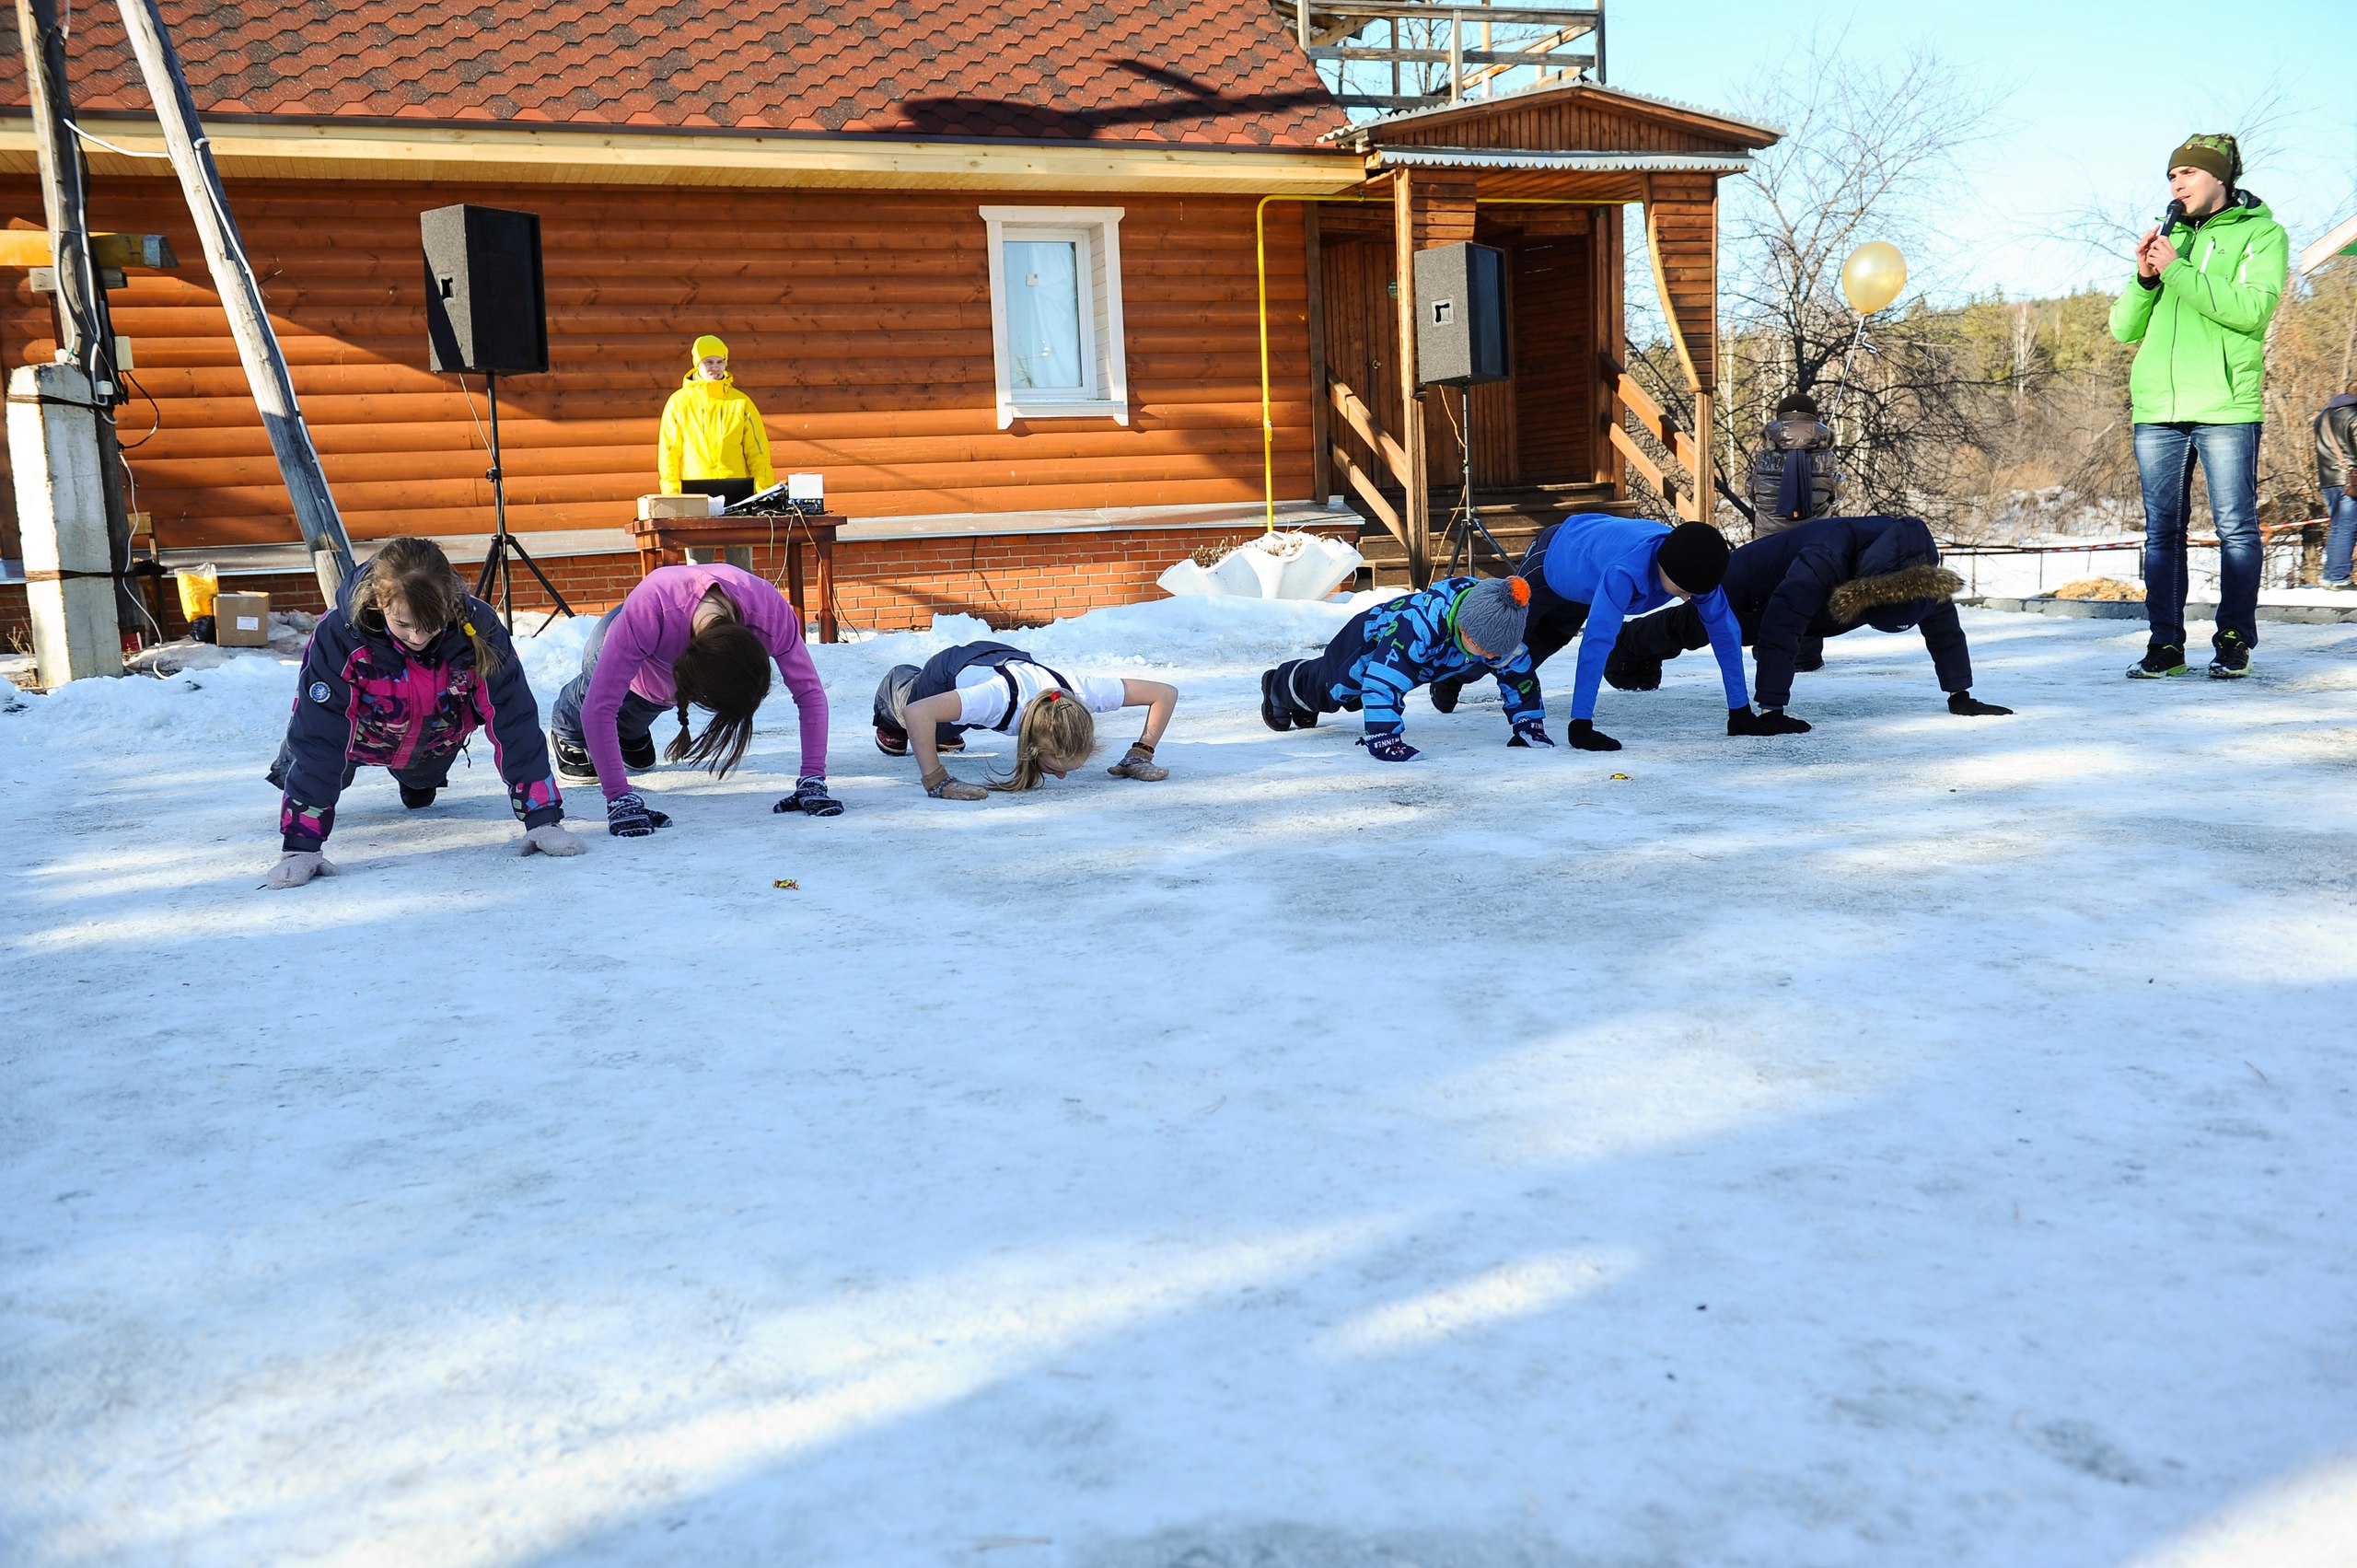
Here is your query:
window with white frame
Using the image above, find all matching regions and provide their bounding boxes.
[981,205,1129,428]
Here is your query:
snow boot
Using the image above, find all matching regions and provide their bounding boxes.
[552,729,597,784]
[1605,645,1662,691]
[1428,676,1465,714]
[2208,631,2251,679]
[621,732,658,771]
[2127,643,2188,679]
[1260,668,1294,732]
[399,783,438,809]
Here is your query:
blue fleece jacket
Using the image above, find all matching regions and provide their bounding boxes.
[1538,514,1748,719]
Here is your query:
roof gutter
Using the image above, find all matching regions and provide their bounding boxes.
[0,115,1365,194]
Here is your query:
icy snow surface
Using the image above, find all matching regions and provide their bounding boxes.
[5,597,2356,1568]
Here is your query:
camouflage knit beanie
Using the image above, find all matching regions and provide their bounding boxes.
[2167,134,2241,188]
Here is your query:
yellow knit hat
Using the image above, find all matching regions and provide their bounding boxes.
[691,333,728,361]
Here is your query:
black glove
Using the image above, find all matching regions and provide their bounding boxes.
[1729,705,1812,736]
[606,790,672,838]
[1507,716,1554,749]
[1948,691,2014,716]
[1566,719,1621,752]
[774,775,843,816]
[1362,732,1421,762]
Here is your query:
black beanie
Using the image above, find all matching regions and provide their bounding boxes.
[1656,522,1731,595]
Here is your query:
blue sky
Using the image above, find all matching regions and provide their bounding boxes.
[1603,0,2354,300]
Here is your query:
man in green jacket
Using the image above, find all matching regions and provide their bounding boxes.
[2109,133,2287,679]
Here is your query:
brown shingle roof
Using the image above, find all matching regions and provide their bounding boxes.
[3,0,1344,147]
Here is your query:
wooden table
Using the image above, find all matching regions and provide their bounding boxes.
[627,512,842,643]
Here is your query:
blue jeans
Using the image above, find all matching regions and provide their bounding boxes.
[2134,422,2262,650]
[551,604,668,751]
[2325,484,2356,585]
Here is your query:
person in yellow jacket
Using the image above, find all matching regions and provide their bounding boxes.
[656,334,776,505]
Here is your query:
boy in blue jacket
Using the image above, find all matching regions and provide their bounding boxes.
[1260,575,1545,761]
[1437,515,1803,752]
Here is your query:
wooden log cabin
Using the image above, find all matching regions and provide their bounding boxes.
[0,0,1776,642]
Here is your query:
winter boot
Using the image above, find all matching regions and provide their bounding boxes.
[552,728,598,784]
[621,731,658,771]
[2208,631,2251,679]
[1260,668,1294,732]
[1428,676,1465,714]
[2127,643,2188,679]
[1605,645,1662,691]
[400,783,438,809]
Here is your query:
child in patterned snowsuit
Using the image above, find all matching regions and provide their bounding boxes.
[263,538,580,888]
[1258,575,1545,761]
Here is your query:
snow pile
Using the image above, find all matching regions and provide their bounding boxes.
[5,598,2357,1568]
[1155,530,1363,601]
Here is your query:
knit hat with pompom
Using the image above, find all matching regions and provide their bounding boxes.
[1455,574,1531,660]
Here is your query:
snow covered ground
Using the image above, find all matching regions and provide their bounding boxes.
[6,597,2356,1568]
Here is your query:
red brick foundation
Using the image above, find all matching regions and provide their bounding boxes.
[1,521,1359,652]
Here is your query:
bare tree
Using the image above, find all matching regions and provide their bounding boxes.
[1623,34,2007,534]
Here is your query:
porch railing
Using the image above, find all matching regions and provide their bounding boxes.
[1279,0,1604,113]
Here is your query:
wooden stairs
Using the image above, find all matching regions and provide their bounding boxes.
[1351,482,1633,588]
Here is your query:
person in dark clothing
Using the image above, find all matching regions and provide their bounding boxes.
[1602,515,2014,725]
[1747,392,1841,535]
[263,537,583,888]
[2315,383,2357,589]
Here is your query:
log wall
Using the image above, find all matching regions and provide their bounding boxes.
[0,177,1315,557]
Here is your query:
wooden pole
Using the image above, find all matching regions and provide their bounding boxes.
[16,0,140,640]
[1393,169,1431,587]
[112,0,355,583]
[1305,203,1330,506]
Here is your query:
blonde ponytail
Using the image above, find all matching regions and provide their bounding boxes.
[989,689,1097,791]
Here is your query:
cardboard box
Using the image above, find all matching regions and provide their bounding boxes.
[215,591,271,647]
[638,493,722,520]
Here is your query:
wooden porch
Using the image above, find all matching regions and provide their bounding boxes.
[1295,82,1778,587]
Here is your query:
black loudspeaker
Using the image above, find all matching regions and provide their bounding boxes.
[1414,241,1510,386]
[421,204,548,375]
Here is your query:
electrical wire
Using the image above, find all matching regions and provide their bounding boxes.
[64,120,170,159]
[114,368,162,448]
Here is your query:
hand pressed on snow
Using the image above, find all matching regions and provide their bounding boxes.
[1362,733,1419,762]
[922,765,988,802]
[775,775,845,816]
[261,850,338,889]
[517,822,586,856]
[606,791,672,837]
[1728,705,1811,737]
[1507,717,1553,749]
[1566,719,1621,752]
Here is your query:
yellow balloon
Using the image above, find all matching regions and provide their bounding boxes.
[1840,241,1908,314]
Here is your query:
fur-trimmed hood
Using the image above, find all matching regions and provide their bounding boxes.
[1829,561,1963,630]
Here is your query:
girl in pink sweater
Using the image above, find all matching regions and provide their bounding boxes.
[550,563,837,834]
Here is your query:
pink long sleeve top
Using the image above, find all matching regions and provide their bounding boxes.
[584,563,830,800]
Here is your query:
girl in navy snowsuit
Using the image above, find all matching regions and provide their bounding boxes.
[262,537,583,888]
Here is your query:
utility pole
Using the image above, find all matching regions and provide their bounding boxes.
[112,0,355,590]
[14,0,141,645]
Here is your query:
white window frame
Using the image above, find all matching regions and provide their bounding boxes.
[981,205,1129,428]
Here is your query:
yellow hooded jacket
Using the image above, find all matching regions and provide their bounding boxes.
[657,371,776,493]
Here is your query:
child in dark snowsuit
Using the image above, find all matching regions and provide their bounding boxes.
[1259,575,1546,761]
[264,537,581,889]
[872,641,1178,799]
[1604,516,2013,726]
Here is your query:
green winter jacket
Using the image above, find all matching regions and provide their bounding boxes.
[2108,192,2287,424]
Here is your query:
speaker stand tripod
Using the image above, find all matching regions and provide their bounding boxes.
[470,372,574,633]
[1439,384,1513,580]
